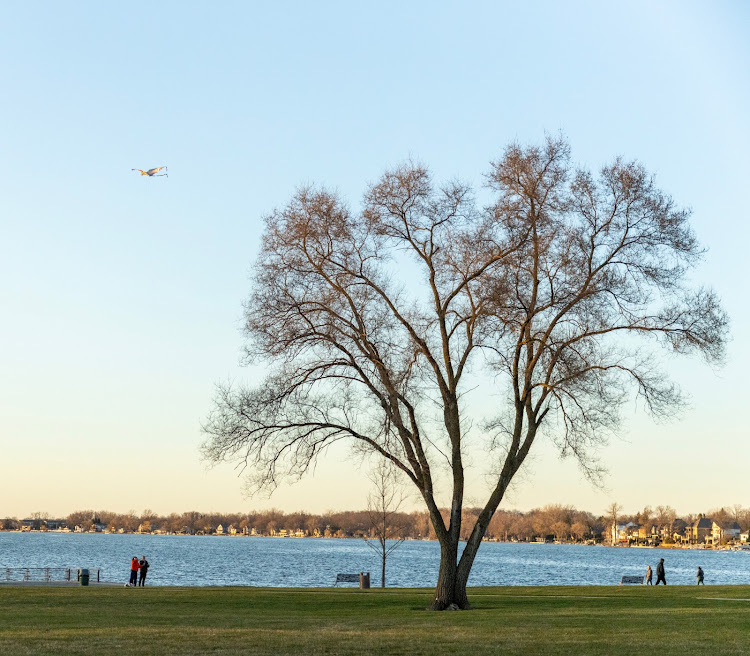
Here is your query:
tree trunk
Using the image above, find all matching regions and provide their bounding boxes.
[431,537,470,610]
[381,549,386,588]
[455,533,483,600]
[433,470,515,610]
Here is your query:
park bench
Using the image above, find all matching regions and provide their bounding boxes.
[334,573,360,586]
[619,575,644,585]
[333,574,359,587]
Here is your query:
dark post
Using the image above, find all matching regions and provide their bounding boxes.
[359,572,370,589]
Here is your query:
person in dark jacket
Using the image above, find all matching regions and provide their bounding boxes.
[655,558,667,585]
[697,566,705,585]
[138,556,150,586]
[129,556,140,586]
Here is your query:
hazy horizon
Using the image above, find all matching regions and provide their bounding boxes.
[3,500,746,523]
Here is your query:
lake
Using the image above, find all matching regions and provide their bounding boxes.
[2,533,749,587]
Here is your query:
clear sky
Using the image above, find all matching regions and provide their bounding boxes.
[1,1,749,519]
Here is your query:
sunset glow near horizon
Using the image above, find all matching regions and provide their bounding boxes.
[1,2,749,519]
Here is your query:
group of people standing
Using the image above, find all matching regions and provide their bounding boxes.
[644,558,704,585]
[128,555,149,586]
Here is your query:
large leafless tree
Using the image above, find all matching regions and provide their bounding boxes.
[202,136,727,609]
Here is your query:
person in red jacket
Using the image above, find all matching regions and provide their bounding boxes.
[129,556,140,586]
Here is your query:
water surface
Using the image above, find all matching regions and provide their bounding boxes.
[1,533,747,587]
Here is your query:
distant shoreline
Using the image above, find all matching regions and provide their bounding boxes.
[2,530,746,552]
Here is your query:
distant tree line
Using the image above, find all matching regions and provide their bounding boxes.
[3,504,748,541]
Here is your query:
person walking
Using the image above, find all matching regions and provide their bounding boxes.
[129,556,140,586]
[645,565,653,585]
[655,558,667,585]
[697,566,705,585]
[138,556,150,587]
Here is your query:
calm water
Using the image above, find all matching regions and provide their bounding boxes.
[2,533,749,587]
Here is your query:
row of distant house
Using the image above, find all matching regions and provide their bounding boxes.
[2,519,342,538]
[215,525,313,537]
[612,517,744,546]
[11,518,69,531]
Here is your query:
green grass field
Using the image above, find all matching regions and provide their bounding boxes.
[2,585,749,655]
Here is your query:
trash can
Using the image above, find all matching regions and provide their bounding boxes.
[359,572,370,589]
[79,568,89,586]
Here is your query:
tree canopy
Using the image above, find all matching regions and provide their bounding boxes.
[202,135,727,609]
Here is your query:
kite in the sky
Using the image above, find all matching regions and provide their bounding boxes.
[132,166,168,177]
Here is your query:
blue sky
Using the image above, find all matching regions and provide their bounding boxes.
[1,1,749,518]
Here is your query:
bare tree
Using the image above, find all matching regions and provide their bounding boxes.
[655,505,676,529]
[182,511,202,535]
[66,509,95,531]
[364,460,407,587]
[202,136,727,609]
[607,502,622,544]
[731,504,744,523]
[571,520,589,541]
[122,510,139,533]
[29,511,49,531]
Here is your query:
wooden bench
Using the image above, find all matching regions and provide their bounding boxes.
[619,575,644,585]
[334,573,360,586]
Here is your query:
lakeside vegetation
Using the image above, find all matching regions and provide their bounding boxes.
[2,585,750,655]
[4,504,750,548]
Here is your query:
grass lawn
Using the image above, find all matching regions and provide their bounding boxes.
[2,585,750,655]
